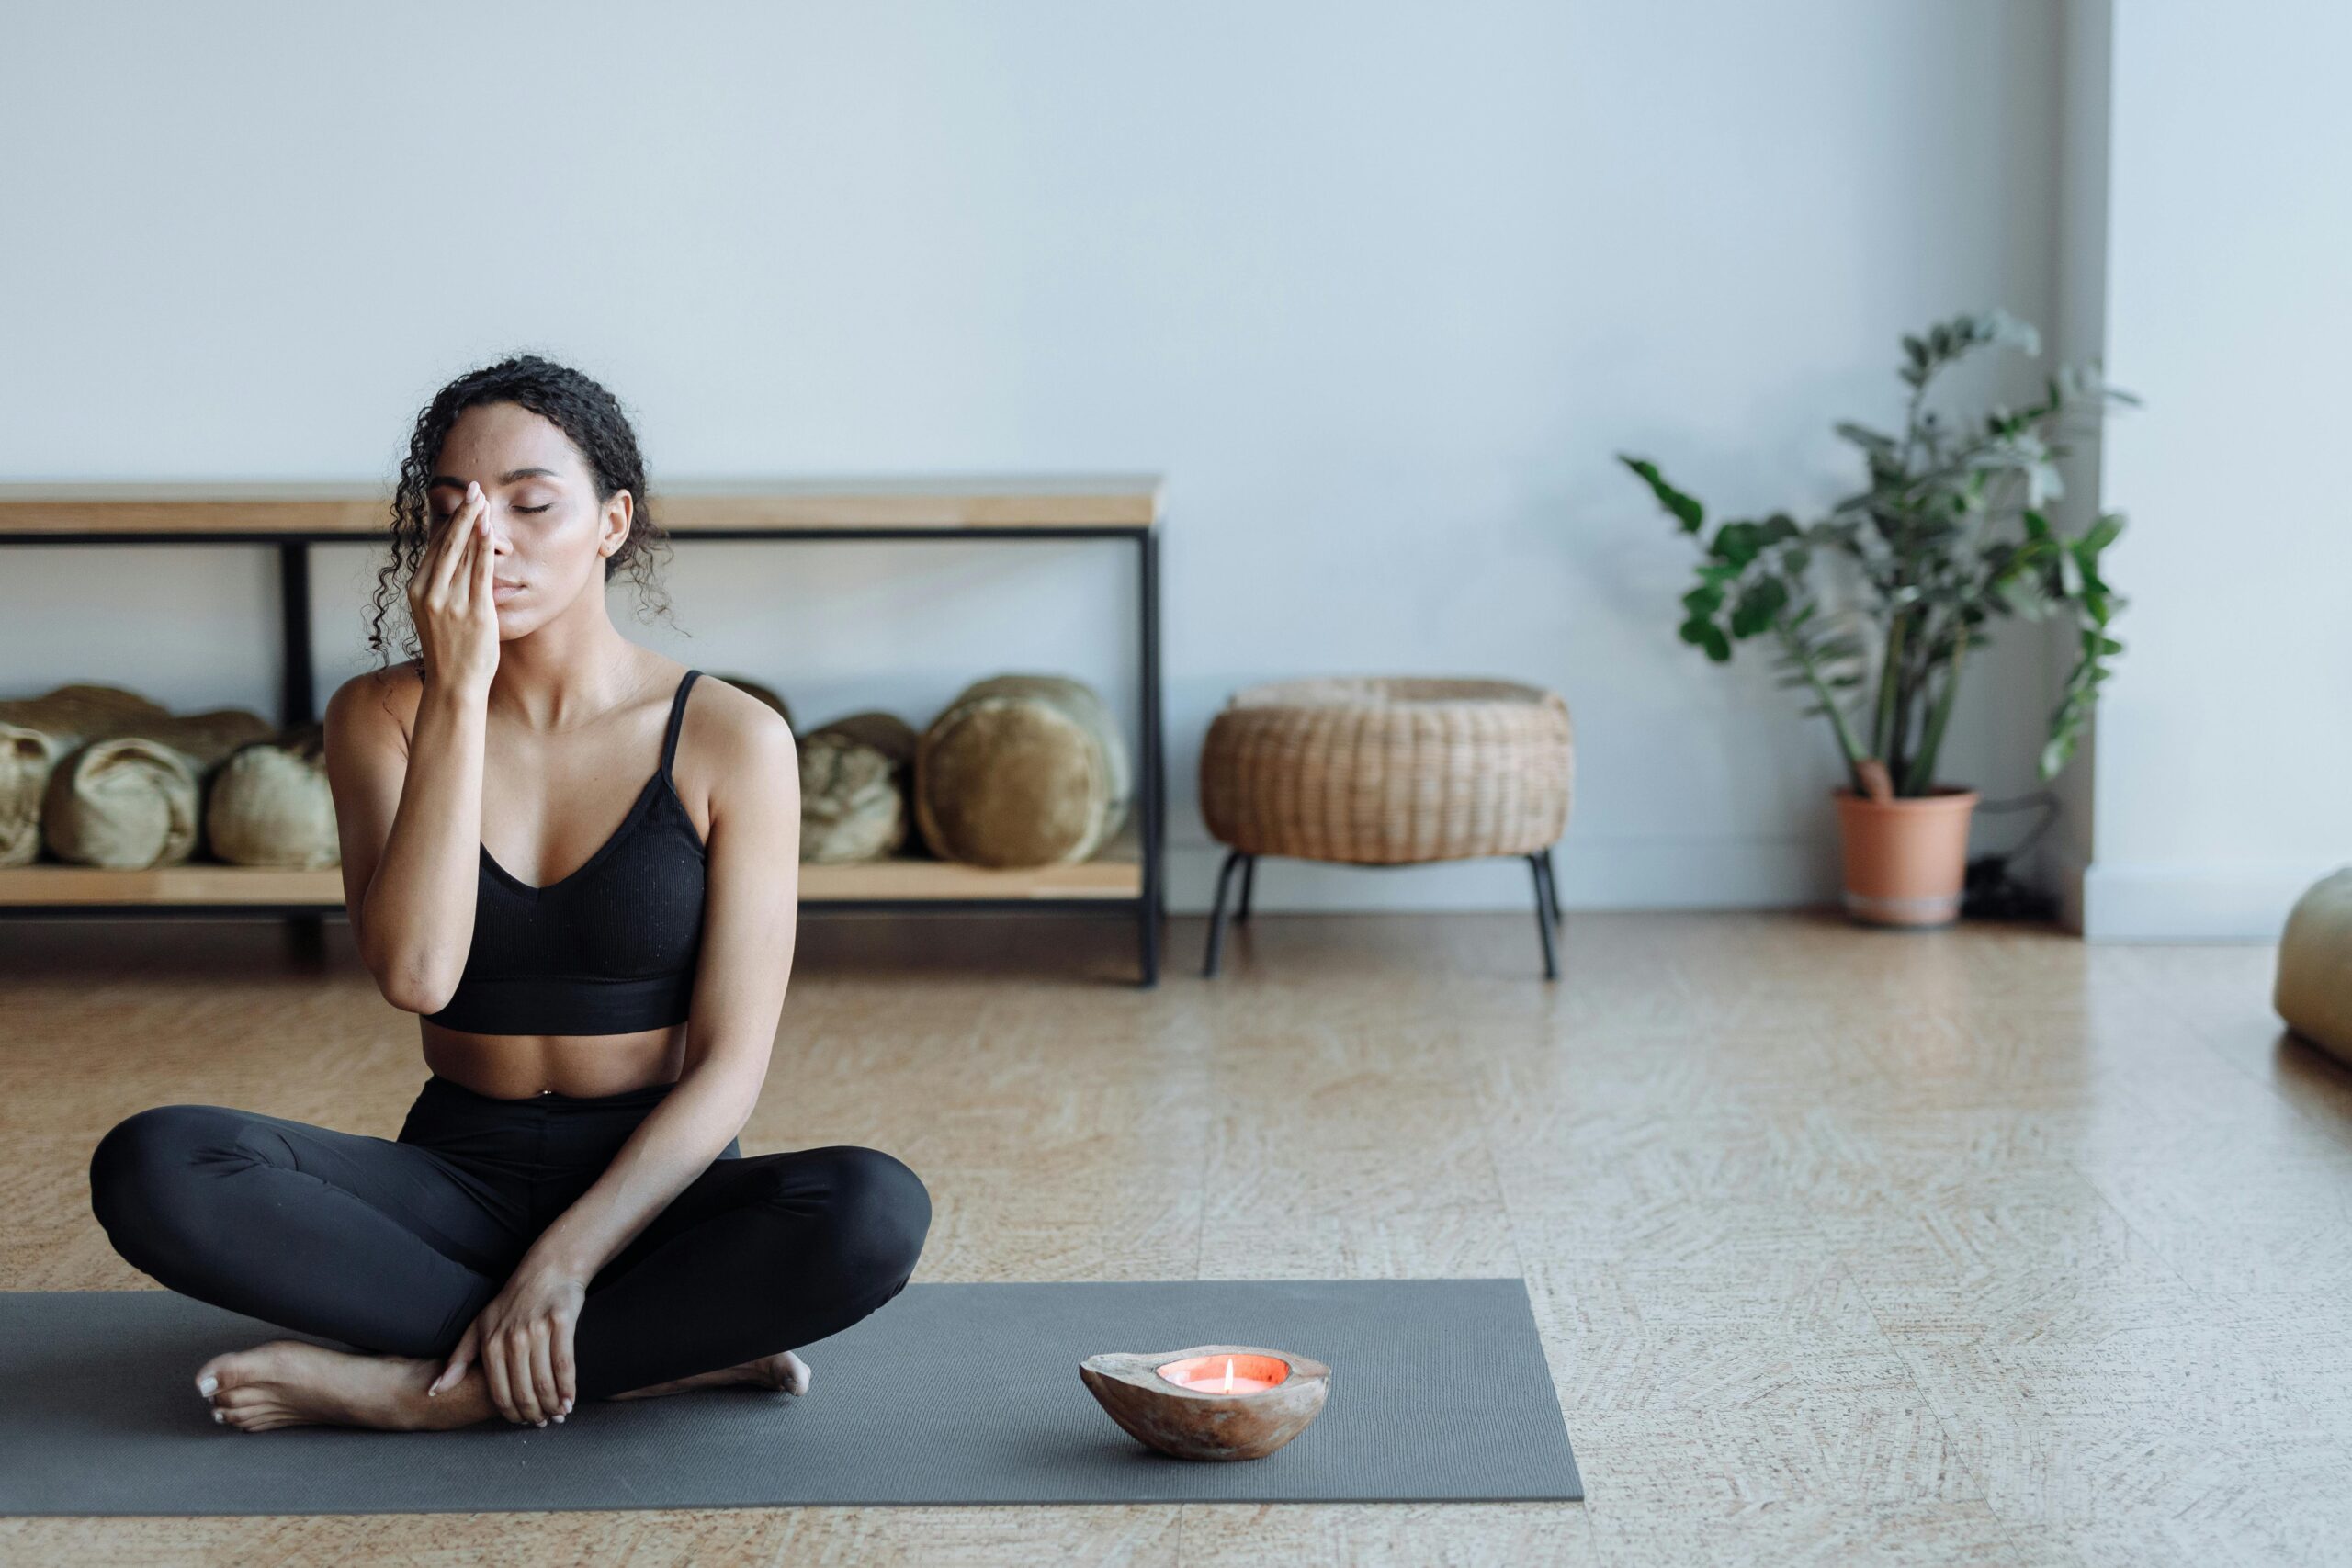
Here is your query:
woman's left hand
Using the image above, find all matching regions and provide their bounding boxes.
[426,1254,588,1424]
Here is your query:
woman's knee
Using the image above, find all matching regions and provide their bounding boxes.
[816,1145,931,1286]
[88,1105,250,1259]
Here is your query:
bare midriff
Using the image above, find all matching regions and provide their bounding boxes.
[420,1021,688,1100]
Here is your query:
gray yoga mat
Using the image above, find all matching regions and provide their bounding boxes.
[0,1278,1580,1515]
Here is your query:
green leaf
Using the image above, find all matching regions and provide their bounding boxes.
[1618,455,1705,534]
[1679,617,1731,661]
[1682,583,1725,616]
[1683,615,1740,658]
[1709,521,1764,568]
[1730,577,1790,637]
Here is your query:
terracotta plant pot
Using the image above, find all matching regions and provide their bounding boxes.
[1831,785,1979,928]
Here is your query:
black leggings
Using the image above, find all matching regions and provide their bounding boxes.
[86,1073,931,1402]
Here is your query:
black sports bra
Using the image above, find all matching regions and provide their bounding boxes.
[424,669,708,1036]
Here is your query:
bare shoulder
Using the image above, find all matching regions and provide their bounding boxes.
[684,672,797,772]
[323,663,424,760]
[678,674,797,840]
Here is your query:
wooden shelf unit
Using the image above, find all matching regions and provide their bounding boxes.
[0,477,1168,984]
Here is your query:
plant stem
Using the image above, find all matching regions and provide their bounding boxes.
[1872,609,1907,763]
[1778,623,1870,793]
[1892,604,1936,784]
[1902,634,1968,795]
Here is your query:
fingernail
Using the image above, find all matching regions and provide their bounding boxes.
[554,1414,564,1424]
[537,1419,547,1427]
[198,1374,217,1397]
[212,1410,225,1424]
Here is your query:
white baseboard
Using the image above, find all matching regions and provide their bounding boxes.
[1162,835,1837,914]
[2081,859,2344,942]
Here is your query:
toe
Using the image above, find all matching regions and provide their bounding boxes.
[195,1352,235,1398]
[203,1346,273,1394]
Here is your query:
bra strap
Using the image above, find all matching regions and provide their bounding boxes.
[662,670,701,778]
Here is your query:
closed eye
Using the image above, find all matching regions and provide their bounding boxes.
[516,503,553,514]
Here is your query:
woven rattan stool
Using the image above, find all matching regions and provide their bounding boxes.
[1197,676,1574,978]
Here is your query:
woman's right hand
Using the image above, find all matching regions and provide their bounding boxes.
[410,479,502,698]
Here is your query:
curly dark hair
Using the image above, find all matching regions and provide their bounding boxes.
[364,353,679,670]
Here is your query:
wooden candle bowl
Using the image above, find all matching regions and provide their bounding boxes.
[1079,1344,1332,1461]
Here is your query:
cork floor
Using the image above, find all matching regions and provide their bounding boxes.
[4,909,2348,1566]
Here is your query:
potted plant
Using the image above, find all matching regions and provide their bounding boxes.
[1619,310,2133,927]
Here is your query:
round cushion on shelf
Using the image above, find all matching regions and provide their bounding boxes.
[914,673,1130,868]
[206,723,341,869]
[42,706,276,869]
[0,682,175,866]
[2277,867,2352,1064]
[1199,675,1573,864]
[799,710,917,864]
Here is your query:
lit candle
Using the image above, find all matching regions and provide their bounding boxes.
[1160,1352,1283,1395]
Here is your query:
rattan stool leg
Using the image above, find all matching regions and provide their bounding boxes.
[1540,846,1564,930]
[1204,849,1247,978]
[1528,854,1561,980]
[1235,853,1258,925]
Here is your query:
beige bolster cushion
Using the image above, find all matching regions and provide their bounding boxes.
[0,683,175,866]
[43,707,277,868]
[914,673,1130,868]
[799,711,918,864]
[2277,866,2352,1064]
[207,722,341,868]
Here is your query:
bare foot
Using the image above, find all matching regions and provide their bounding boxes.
[610,1348,811,1402]
[196,1340,498,1433]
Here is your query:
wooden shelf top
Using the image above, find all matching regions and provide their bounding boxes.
[0,827,1143,908]
[0,475,1164,536]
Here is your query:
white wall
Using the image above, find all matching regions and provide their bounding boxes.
[0,1,2072,914]
[2083,0,2352,939]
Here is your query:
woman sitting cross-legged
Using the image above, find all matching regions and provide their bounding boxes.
[86,354,930,1433]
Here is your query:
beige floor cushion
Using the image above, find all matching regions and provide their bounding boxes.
[800,711,917,864]
[43,707,276,868]
[915,674,1130,868]
[207,722,340,868]
[0,683,175,865]
[2278,866,2352,1063]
